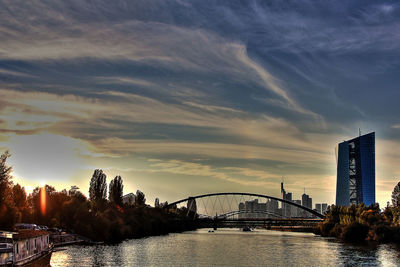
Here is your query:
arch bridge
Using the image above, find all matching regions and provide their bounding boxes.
[165,192,325,221]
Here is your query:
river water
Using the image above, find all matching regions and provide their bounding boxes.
[50,229,400,266]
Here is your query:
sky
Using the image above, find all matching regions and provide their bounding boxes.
[1,0,400,207]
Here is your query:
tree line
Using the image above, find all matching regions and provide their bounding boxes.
[0,151,195,243]
[314,185,400,243]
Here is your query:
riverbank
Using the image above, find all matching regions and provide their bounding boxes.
[314,204,400,243]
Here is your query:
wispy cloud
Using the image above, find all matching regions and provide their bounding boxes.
[0,0,400,205]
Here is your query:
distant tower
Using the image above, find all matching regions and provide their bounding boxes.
[336,132,375,206]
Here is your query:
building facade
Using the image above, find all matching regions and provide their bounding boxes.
[336,132,375,206]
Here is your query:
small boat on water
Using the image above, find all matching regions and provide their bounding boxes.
[0,229,53,266]
[242,227,252,232]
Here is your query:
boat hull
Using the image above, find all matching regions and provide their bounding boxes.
[15,250,52,267]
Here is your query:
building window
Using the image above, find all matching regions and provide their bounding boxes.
[26,241,29,251]
[35,238,37,249]
[16,243,19,254]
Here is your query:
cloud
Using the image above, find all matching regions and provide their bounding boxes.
[0,0,400,206]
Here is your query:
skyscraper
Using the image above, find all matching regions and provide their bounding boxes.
[281,182,292,217]
[336,132,375,206]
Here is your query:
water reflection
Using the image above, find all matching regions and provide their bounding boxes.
[51,229,400,266]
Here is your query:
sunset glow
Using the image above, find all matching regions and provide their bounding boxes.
[40,187,46,216]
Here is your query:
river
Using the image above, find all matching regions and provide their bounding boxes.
[50,229,400,266]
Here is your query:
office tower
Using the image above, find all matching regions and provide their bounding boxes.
[281,182,292,217]
[292,200,302,217]
[321,203,328,214]
[336,132,375,206]
[301,193,312,218]
[315,203,322,214]
[302,193,312,209]
[267,199,279,215]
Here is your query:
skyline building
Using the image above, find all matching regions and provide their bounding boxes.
[292,200,302,217]
[302,193,312,209]
[315,203,328,214]
[238,199,278,218]
[281,182,292,217]
[336,132,375,206]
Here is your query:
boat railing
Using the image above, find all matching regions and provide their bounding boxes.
[0,247,13,253]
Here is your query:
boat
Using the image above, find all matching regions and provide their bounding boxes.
[0,229,53,266]
[242,227,252,232]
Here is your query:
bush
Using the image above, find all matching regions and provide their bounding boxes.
[340,222,369,242]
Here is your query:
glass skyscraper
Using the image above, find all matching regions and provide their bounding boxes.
[336,132,375,206]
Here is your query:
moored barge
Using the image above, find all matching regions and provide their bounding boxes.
[0,230,53,266]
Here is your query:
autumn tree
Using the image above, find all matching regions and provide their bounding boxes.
[28,185,56,225]
[89,169,107,209]
[0,151,12,206]
[0,151,16,229]
[11,184,30,222]
[109,175,123,206]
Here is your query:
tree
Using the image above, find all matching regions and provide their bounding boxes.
[392,181,400,207]
[135,190,146,206]
[28,185,56,225]
[12,184,27,208]
[109,175,123,206]
[12,184,29,222]
[89,169,107,206]
[0,151,12,205]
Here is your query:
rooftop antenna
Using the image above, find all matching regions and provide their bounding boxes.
[359,128,361,137]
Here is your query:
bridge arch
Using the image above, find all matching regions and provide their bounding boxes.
[165,192,325,219]
[216,210,289,219]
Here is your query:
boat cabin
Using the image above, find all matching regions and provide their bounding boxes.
[13,230,50,265]
[0,230,52,266]
[0,231,14,265]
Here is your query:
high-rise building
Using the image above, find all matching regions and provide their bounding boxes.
[267,199,279,215]
[321,203,328,214]
[281,182,292,217]
[315,203,322,214]
[336,132,375,206]
[302,193,312,209]
[301,193,312,218]
[292,200,302,217]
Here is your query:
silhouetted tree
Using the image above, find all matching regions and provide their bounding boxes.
[109,175,123,206]
[392,181,400,207]
[0,151,12,206]
[28,185,56,225]
[68,185,80,196]
[89,169,107,208]
[12,184,27,208]
[0,151,17,229]
[11,184,30,222]
[135,190,146,206]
